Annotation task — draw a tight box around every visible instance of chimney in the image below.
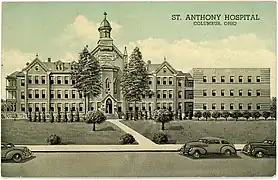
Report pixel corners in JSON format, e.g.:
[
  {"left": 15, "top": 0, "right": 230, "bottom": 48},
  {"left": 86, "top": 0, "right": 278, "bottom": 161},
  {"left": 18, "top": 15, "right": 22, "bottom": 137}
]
[{"left": 48, "top": 58, "right": 51, "bottom": 62}]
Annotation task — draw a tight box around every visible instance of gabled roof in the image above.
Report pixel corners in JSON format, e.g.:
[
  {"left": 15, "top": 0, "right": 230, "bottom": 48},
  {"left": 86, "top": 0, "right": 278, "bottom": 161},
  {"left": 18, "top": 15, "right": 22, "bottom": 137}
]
[
  {"left": 7, "top": 71, "right": 24, "bottom": 78},
  {"left": 91, "top": 44, "right": 124, "bottom": 59},
  {"left": 22, "top": 57, "right": 49, "bottom": 72},
  {"left": 101, "top": 93, "right": 118, "bottom": 103},
  {"left": 155, "top": 60, "right": 177, "bottom": 74},
  {"left": 177, "top": 71, "right": 193, "bottom": 79},
  {"left": 147, "top": 64, "right": 160, "bottom": 73}
]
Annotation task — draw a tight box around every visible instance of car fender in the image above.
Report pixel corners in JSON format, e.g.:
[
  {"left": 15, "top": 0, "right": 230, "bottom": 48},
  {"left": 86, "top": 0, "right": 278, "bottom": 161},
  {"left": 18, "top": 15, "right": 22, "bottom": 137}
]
[
  {"left": 220, "top": 145, "right": 236, "bottom": 154},
  {"left": 189, "top": 147, "right": 207, "bottom": 155},
  {"left": 5, "top": 150, "right": 24, "bottom": 160},
  {"left": 251, "top": 147, "right": 268, "bottom": 156}
]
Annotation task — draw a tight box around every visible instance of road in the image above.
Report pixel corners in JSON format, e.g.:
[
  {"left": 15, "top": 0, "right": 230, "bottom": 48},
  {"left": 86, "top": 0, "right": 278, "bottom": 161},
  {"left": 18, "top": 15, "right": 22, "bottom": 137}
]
[{"left": 1, "top": 152, "right": 276, "bottom": 177}]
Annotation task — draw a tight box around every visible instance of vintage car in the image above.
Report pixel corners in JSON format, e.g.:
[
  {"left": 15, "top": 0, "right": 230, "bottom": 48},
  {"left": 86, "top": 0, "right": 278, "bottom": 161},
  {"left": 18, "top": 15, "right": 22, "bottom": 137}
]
[
  {"left": 178, "top": 137, "right": 237, "bottom": 158},
  {"left": 242, "top": 140, "right": 276, "bottom": 158},
  {"left": 1, "top": 142, "right": 33, "bottom": 162}
]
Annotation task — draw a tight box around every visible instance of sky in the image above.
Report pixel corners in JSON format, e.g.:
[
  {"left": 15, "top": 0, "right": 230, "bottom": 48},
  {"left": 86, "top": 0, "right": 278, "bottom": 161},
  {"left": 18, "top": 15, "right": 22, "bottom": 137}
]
[{"left": 1, "top": 1, "right": 277, "bottom": 98}]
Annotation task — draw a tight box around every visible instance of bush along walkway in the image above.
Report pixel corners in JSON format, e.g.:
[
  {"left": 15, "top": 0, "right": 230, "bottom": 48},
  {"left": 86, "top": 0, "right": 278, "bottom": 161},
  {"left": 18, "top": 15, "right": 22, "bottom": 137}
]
[{"left": 107, "top": 120, "right": 157, "bottom": 147}]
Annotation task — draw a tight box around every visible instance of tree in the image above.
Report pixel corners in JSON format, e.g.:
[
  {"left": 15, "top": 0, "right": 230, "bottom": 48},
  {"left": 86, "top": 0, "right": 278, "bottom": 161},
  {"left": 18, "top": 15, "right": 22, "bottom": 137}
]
[
  {"left": 120, "top": 47, "right": 153, "bottom": 120},
  {"left": 270, "top": 97, "right": 276, "bottom": 118},
  {"left": 252, "top": 111, "right": 261, "bottom": 120},
  {"left": 56, "top": 110, "right": 61, "bottom": 122},
  {"left": 85, "top": 110, "right": 107, "bottom": 131},
  {"left": 153, "top": 109, "right": 173, "bottom": 130},
  {"left": 69, "top": 110, "right": 73, "bottom": 122},
  {"left": 74, "top": 110, "right": 80, "bottom": 122},
  {"left": 50, "top": 110, "right": 54, "bottom": 123},
  {"left": 262, "top": 111, "right": 271, "bottom": 120},
  {"left": 42, "top": 111, "right": 46, "bottom": 122},
  {"left": 188, "top": 111, "right": 193, "bottom": 120},
  {"left": 212, "top": 111, "right": 220, "bottom": 121},
  {"left": 38, "top": 111, "right": 41, "bottom": 122},
  {"left": 221, "top": 111, "right": 230, "bottom": 121},
  {"left": 71, "top": 45, "right": 102, "bottom": 113},
  {"left": 202, "top": 111, "right": 211, "bottom": 121},
  {"left": 194, "top": 111, "right": 202, "bottom": 121},
  {"left": 231, "top": 111, "right": 242, "bottom": 121},
  {"left": 242, "top": 111, "right": 252, "bottom": 121},
  {"left": 1, "top": 100, "right": 13, "bottom": 112}
]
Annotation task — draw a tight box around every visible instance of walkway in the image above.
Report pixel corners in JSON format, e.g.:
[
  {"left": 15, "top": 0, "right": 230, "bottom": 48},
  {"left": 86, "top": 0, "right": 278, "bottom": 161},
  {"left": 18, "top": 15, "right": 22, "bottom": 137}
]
[{"left": 107, "top": 119, "right": 157, "bottom": 147}]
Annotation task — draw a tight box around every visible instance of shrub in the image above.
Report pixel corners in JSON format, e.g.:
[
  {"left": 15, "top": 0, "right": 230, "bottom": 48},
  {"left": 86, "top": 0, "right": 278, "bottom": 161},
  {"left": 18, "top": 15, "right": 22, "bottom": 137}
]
[
  {"left": 212, "top": 111, "right": 221, "bottom": 120},
  {"left": 231, "top": 111, "right": 242, "bottom": 121},
  {"left": 68, "top": 110, "right": 73, "bottom": 122},
  {"left": 119, "top": 133, "right": 135, "bottom": 144},
  {"left": 243, "top": 111, "right": 252, "bottom": 120},
  {"left": 188, "top": 111, "right": 193, "bottom": 120},
  {"left": 28, "top": 112, "right": 32, "bottom": 122},
  {"left": 194, "top": 111, "right": 202, "bottom": 120},
  {"left": 45, "top": 134, "right": 62, "bottom": 145},
  {"left": 184, "top": 112, "right": 189, "bottom": 120},
  {"left": 252, "top": 111, "right": 261, "bottom": 120},
  {"left": 202, "top": 111, "right": 211, "bottom": 121},
  {"left": 32, "top": 112, "right": 36, "bottom": 122},
  {"left": 262, "top": 111, "right": 271, "bottom": 120},
  {"left": 221, "top": 111, "right": 230, "bottom": 121},
  {"left": 152, "top": 132, "right": 168, "bottom": 144},
  {"left": 38, "top": 112, "right": 41, "bottom": 122},
  {"left": 85, "top": 110, "right": 107, "bottom": 131},
  {"left": 74, "top": 111, "right": 80, "bottom": 122},
  {"left": 56, "top": 111, "right": 61, "bottom": 122},
  {"left": 50, "top": 111, "right": 54, "bottom": 123},
  {"left": 42, "top": 111, "right": 46, "bottom": 122}
]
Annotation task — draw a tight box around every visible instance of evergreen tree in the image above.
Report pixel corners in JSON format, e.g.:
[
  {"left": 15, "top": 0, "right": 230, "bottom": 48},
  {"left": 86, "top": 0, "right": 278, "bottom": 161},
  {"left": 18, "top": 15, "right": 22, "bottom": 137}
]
[
  {"left": 71, "top": 45, "right": 102, "bottom": 114},
  {"left": 270, "top": 97, "right": 276, "bottom": 118},
  {"left": 120, "top": 47, "right": 153, "bottom": 120}
]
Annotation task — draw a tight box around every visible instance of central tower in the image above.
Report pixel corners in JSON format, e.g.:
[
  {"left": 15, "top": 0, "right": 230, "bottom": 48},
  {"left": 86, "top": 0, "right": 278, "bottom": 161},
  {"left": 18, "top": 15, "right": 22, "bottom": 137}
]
[{"left": 98, "top": 12, "right": 113, "bottom": 51}]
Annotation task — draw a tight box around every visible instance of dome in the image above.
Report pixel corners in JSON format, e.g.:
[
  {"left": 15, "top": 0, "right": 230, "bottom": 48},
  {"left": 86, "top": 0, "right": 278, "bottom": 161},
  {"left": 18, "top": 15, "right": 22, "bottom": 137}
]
[{"left": 98, "top": 12, "right": 112, "bottom": 30}]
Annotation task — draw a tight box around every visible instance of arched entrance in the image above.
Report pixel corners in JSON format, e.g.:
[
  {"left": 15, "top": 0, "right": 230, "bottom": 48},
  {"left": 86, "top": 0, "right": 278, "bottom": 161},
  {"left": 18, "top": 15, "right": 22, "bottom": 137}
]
[{"left": 106, "top": 98, "right": 113, "bottom": 114}]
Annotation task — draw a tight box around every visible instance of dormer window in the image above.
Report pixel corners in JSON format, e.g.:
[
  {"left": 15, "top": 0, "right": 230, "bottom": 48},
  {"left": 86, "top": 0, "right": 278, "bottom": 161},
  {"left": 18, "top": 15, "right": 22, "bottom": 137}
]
[
  {"left": 35, "top": 66, "right": 39, "bottom": 71},
  {"left": 163, "top": 68, "right": 167, "bottom": 73}
]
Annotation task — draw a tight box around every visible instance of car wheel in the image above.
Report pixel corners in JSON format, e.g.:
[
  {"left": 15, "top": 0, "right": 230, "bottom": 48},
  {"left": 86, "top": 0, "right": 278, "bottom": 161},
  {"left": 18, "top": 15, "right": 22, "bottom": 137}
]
[
  {"left": 12, "top": 154, "right": 22, "bottom": 163},
  {"left": 193, "top": 151, "right": 200, "bottom": 158},
  {"left": 224, "top": 149, "right": 232, "bottom": 156},
  {"left": 255, "top": 151, "right": 264, "bottom": 158}
]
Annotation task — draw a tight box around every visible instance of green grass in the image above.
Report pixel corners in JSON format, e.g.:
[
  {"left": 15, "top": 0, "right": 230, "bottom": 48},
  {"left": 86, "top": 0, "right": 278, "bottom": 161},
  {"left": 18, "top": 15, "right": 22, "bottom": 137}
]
[
  {"left": 2, "top": 119, "right": 126, "bottom": 145},
  {"left": 121, "top": 120, "right": 276, "bottom": 144}
]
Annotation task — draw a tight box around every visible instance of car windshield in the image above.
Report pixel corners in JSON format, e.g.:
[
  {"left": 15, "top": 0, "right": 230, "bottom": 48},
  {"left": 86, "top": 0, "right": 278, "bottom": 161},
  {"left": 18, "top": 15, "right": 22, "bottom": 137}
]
[
  {"left": 263, "top": 140, "right": 273, "bottom": 144},
  {"left": 6, "top": 143, "right": 14, "bottom": 148},
  {"left": 198, "top": 139, "right": 208, "bottom": 143}
]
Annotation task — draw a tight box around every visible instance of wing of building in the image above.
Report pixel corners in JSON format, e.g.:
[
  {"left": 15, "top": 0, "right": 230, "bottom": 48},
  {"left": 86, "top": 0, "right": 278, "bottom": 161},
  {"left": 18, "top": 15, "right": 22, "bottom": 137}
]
[{"left": 5, "top": 13, "right": 271, "bottom": 117}]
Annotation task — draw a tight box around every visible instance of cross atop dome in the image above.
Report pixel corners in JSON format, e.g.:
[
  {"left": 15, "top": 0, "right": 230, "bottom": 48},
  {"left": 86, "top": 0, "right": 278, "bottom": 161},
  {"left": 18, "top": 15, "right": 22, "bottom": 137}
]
[{"left": 104, "top": 12, "right": 107, "bottom": 19}]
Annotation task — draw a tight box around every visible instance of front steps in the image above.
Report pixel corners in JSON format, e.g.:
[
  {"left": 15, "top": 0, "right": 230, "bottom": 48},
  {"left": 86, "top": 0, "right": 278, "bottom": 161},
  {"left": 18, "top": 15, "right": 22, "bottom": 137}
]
[{"left": 106, "top": 114, "right": 118, "bottom": 119}]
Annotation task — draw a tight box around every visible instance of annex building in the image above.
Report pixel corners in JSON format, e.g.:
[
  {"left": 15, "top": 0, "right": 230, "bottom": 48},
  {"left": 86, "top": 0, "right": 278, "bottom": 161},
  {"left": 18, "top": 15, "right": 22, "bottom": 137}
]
[{"left": 5, "top": 13, "right": 271, "bottom": 116}]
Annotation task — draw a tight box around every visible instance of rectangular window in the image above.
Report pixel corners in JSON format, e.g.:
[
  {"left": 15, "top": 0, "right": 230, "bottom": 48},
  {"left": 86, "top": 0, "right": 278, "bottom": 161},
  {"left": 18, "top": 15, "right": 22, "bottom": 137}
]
[
  {"left": 178, "top": 80, "right": 182, "bottom": 86},
  {"left": 257, "top": 90, "right": 261, "bottom": 96},
  {"left": 248, "top": 103, "right": 252, "bottom": 110},
  {"left": 79, "top": 103, "right": 83, "bottom": 111},
  {"left": 21, "top": 79, "right": 25, "bottom": 86},
  {"left": 256, "top": 104, "right": 261, "bottom": 110},
  {"left": 21, "top": 104, "right": 25, "bottom": 112},
  {"left": 169, "top": 90, "right": 173, "bottom": 99},
  {"left": 203, "top": 104, "right": 207, "bottom": 110},
  {"left": 79, "top": 92, "right": 82, "bottom": 99},
  {"left": 178, "top": 91, "right": 182, "bottom": 99},
  {"left": 239, "top": 90, "right": 243, "bottom": 96},
  {"left": 35, "top": 76, "right": 39, "bottom": 84},
  {"left": 157, "top": 90, "right": 161, "bottom": 99},
  {"left": 28, "top": 76, "right": 32, "bottom": 84},
  {"left": 178, "top": 102, "right": 182, "bottom": 110},
  {"left": 57, "top": 103, "right": 62, "bottom": 112},
  {"left": 58, "top": 90, "right": 61, "bottom": 99},
  {"left": 50, "top": 76, "right": 54, "bottom": 84},
  {"left": 248, "top": 90, "right": 252, "bottom": 96},
  {"left": 169, "top": 103, "right": 173, "bottom": 111},
  {"left": 72, "top": 103, "right": 76, "bottom": 111},
  {"left": 230, "top": 90, "right": 234, "bottom": 96},
  {"left": 72, "top": 90, "right": 76, "bottom": 98},
  {"left": 65, "top": 90, "right": 69, "bottom": 98},
  {"left": 41, "top": 76, "right": 46, "bottom": 84},
  {"left": 256, "top": 76, "right": 261, "bottom": 83},
  {"left": 157, "top": 77, "right": 160, "bottom": 85},
  {"left": 72, "top": 79, "right": 75, "bottom": 85},
  {"left": 50, "top": 103, "right": 54, "bottom": 111},
  {"left": 230, "top": 103, "right": 234, "bottom": 110},
  {"left": 28, "top": 90, "right": 32, "bottom": 98},
  {"left": 221, "top": 76, "right": 225, "bottom": 83},
  {"left": 212, "top": 76, "right": 216, "bottom": 83},
  {"left": 57, "top": 76, "right": 62, "bottom": 84},
  {"left": 239, "top": 103, "right": 243, "bottom": 110},
  {"left": 142, "top": 94, "right": 145, "bottom": 99},
  {"left": 163, "top": 103, "right": 167, "bottom": 109},
  {"left": 203, "top": 90, "right": 207, "bottom": 96},
  {"left": 35, "top": 90, "right": 39, "bottom": 98},
  {"left": 149, "top": 94, "right": 152, "bottom": 99},
  {"left": 212, "top": 90, "right": 216, "bottom": 96},
  {"left": 203, "top": 76, "right": 207, "bottom": 83},
  {"left": 51, "top": 90, "right": 54, "bottom": 98},
  {"left": 163, "top": 77, "right": 167, "bottom": 85},
  {"left": 65, "top": 103, "right": 69, "bottom": 112},
  {"left": 239, "top": 76, "right": 243, "bottom": 83},
  {"left": 248, "top": 76, "right": 252, "bottom": 83},
  {"left": 188, "top": 80, "right": 193, "bottom": 87},
  {"left": 212, "top": 103, "right": 216, "bottom": 110},
  {"left": 230, "top": 76, "right": 234, "bottom": 83},
  {"left": 28, "top": 103, "right": 32, "bottom": 112},
  {"left": 149, "top": 80, "right": 152, "bottom": 85},
  {"left": 35, "top": 103, "right": 39, "bottom": 111},
  {"left": 42, "top": 90, "right": 46, "bottom": 98},
  {"left": 142, "top": 103, "right": 146, "bottom": 111},
  {"left": 221, "top": 103, "right": 225, "bottom": 110},
  {"left": 21, "top": 91, "right": 25, "bottom": 99},
  {"left": 157, "top": 103, "right": 161, "bottom": 110},
  {"left": 65, "top": 76, "right": 69, "bottom": 84},
  {"left": 163, "top": 90, "right": 167, "bottom": 98},
  {"left": 169, "top": 77, "right": 173, "bottom": 85},
  {"left": 221, "top": 89, "right": 225, "bottom": 96},
  {"left": 42, "top": 103, "right": 46, "bottom": 112}
]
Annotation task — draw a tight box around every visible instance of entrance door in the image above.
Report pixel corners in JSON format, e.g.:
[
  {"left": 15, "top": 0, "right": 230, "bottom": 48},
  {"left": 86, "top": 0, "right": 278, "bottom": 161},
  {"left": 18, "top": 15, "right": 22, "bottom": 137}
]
[{"left": 106, "top": 98, "right": 113, "bottom": 114}]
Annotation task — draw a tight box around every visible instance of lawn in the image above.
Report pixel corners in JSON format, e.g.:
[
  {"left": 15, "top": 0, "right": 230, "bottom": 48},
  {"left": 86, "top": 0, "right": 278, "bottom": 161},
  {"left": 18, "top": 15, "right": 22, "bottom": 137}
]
[
  {"left": 121, "top": 120, "right": 276, "bottom": 144},
  {"left": 1, "top": 119, "right": 126, "bottom": 145}
]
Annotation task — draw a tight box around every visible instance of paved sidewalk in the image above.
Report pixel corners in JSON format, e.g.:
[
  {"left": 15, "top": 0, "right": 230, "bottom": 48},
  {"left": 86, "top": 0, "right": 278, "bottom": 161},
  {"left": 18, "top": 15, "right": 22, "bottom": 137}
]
[
  {"left": 108, "top": 119, "right": 157, "bottom": 147},
  {"left": 20, "top": 144, "right": 245, "bottom": 152}
]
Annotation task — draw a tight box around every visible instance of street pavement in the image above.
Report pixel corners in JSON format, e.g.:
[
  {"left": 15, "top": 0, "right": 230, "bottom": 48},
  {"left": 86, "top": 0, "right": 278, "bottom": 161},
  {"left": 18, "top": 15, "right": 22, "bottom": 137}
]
[{"left": 1, "top": 152, "right": 276, "bottom": 177}]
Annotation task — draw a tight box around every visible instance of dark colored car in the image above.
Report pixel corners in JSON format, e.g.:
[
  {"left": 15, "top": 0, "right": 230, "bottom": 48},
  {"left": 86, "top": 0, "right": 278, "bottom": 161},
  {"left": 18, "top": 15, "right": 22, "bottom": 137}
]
[
  {"left": 242, "top": 140, "right": 276, "bottom": 158},
  {"left": 178, "top": 137, "right": 237, "bottom": 158},
  {"left": 1, "top": 142, "right": 33, "bottom": 162}
]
